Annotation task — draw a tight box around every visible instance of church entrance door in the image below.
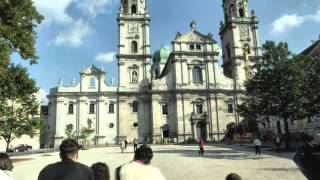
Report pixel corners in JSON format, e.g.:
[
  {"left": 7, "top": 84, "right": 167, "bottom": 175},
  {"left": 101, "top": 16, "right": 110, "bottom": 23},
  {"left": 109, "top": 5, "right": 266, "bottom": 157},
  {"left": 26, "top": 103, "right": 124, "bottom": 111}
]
[{"left": 196, "top": 121, "right": 207, "bottom": 140}]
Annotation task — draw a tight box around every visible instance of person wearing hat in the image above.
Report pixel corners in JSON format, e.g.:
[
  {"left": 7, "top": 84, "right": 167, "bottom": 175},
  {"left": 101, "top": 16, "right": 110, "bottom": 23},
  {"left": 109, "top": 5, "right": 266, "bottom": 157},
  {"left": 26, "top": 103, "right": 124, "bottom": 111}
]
[{"left": 294, "top": 133, "right": 320, "bottom": 180}]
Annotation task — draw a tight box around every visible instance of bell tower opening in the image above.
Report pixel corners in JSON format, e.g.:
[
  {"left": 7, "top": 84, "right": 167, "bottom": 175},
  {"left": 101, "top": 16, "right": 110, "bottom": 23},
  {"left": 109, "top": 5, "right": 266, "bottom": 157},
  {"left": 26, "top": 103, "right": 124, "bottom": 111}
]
[{"left": 131, "top": 5, "right": 137, "bottom": 14}]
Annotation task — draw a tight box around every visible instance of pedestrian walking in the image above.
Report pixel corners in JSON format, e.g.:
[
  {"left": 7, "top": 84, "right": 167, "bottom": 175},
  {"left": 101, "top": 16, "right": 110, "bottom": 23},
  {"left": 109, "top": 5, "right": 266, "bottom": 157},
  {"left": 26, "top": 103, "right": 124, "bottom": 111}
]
[
  {"left": 0, "top": 153, "right": 14, "bottom": 180},
  {"left": 293, "top": 133, "right": 320, "bottom": 180},
  {"left": 91, "top": 162, "right": 110, "bottom": 180},
  {"left": 119, "top": 145, "right": 166, "bottom": 180},
  {"left": 120, "top": 140, "right": 126, "bottom": 153},
  {"left": 198, "top": 138, "right": 205, "bottom": 156},
  {"left": 133, "top": 138, "right": 138, "bottom": 152},
  {"left": 275, "top": 135, "right": 281, "bottom": 153},
  {"left": 253, "top": 137, "right": 262, "bottom": 156},
  {"left": 38, "top": 139, "right": 94, "bottom": 180},
  {"left": 124, "top": 139, "right": 128, "bottom": 149}
]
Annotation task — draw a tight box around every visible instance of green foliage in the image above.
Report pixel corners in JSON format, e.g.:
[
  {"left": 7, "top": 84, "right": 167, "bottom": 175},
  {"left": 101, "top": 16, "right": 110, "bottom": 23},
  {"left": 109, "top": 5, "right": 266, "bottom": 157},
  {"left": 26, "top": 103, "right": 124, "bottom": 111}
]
[
  {"left": 0, "top": 64, "right": 42, "bottom": 152},
  {"left": 238, "top": 41, "right": 320, "bottom": 150},
  {"left": 65, "top": 124, "right": 76, "bottom": 139},
  {"left": 79, "top": 127, "right": 95, "bottom": 147},
  {"left": 0, "top": 0, "right": 43, "bottom": 65}
]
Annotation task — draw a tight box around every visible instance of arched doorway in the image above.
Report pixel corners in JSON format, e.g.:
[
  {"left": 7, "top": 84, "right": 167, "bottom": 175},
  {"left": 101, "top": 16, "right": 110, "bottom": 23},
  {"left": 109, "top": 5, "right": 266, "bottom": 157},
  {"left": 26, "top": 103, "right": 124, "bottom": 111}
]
[{"left": 196, "top": 121, "right": 207, "bottom": 140}]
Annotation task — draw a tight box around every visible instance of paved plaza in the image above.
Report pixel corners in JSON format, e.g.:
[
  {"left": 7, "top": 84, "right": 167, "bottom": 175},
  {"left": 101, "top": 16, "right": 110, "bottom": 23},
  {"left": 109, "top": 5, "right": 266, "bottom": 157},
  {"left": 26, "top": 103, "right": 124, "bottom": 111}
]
[{"left": 12, "top": 144, "right": 306, "bottom": 180}]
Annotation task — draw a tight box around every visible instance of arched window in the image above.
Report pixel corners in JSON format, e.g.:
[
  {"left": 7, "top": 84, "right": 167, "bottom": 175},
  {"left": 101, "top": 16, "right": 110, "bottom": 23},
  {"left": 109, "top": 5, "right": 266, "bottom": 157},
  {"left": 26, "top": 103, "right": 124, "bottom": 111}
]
[
  {"left": 131, "top": 5, "right": 137, "bottom": 14},
  {"left": 90, "top": 77, "right": 96, "bottom": 87},
  {"left": 132, "top": 71, "right": 138, "bottom": 83},
  {"left": 193, "top": 66, "right": 203, "bottom": 84},
  {"left": 243, "top": 43, "right": 251, "bottom": 54},
  {"left": 68, "top": 104, "right": 74, "bottom": 114},
  {"left": 239, "top": 8, "right": 244, "bottom": 17},
  {"left": 109, "top": 103, "right": 114, "bottom": 113},
  {"left": 131, "top": 41, "right": 138, "bottom": 53},
  {"left": 132, "top": 101, "right": 138, "bottom": 112},
  {"left": 89, "top": 103, "right": 95, "bottom": 114}
]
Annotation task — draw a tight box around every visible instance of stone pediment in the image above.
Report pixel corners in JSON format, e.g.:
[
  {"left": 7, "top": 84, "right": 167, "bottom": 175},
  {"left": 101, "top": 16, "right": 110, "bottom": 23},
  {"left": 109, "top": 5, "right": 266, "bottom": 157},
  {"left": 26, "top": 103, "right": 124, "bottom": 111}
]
[
  {"left": 175, "top": 31, "right": 215, "bottom": 43},
  {"left": 80, "top": 65, "right": 105, "bottom": 75}
]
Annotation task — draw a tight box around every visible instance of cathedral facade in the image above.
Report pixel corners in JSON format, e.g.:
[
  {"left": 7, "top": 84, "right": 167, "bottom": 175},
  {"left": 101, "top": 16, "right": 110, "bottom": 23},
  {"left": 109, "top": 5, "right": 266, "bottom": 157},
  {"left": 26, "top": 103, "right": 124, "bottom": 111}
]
[{"left": 46, "top": 0, "right": 261, "bottom": 146}]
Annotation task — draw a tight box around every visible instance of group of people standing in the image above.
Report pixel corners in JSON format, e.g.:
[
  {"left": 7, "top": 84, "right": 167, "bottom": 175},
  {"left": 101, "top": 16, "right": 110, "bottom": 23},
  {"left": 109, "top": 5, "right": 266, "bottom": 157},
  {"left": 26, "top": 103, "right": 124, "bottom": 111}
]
[{"left": 36, "top": 139, "right": 166, "bottom": 180}]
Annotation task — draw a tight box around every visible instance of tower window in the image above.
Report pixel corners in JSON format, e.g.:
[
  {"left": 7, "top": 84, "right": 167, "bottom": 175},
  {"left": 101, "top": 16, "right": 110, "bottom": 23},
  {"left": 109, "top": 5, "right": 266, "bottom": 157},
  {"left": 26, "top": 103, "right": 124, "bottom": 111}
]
[
  {"left": 131, "top": 41, "right": 138, "bottom": 53},
  {"left": 68, "top": 104, "right": 74, "bottom": 114},
  {"left": 196, "top": 44, "right": 201, "bottom": 50},
  {"left": 244, "top": 43, "right": 251, "bottom": 54},
  {"left": 90, "top": 77, "right": 96, "bottom": 87},
  {"left": 227, "top": 103, "right": 234, "bottom": 114},
  {"left": 89, "top": 103, "right": 95, "bottom": 114},
  {"left": 162, "top": 104, "right": 168, "bottom": 115},
  {"left": 132, "top": 101, "right": 138, "bottom": 112},
  {"left": 193, "top": 66, "right": 203, "bottom": 84},
  {"left": 239, "top": 8, "right": 244, "bottom": 17},
  {"left": 131, "top": 5, "right": 137, "bottom": 14},
  {"left": 109, "top": 103, "right": 115, "bottom": 113},
  {"left": 226, "top": 45, "right": 231, "bottom": 58},
  {"left": 132, "top": 71, "right": 138, "bottom": 83},
  {"left": 189, "top": 44, "right": 195, "bottom": 50}
]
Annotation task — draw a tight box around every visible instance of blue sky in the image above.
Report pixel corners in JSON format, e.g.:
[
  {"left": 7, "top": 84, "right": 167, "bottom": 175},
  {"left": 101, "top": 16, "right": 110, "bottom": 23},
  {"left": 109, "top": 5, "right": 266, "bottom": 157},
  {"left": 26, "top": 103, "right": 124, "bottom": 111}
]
[{"left": 12, "top": 0, "right": 320, "bottom": 103}]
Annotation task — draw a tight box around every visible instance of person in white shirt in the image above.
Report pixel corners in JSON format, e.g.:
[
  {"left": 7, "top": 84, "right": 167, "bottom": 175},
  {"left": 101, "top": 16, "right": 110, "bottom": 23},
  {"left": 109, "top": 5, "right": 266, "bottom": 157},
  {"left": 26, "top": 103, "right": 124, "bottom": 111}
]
[
  {"left": 0, "top": 153, "right": 14, "bottom": 180},
  {"left": 118, "top": 145, "right": 166, "bottom": 180},
  {"left": 253, "top": 137, "right": 262, "bottom": 156}
]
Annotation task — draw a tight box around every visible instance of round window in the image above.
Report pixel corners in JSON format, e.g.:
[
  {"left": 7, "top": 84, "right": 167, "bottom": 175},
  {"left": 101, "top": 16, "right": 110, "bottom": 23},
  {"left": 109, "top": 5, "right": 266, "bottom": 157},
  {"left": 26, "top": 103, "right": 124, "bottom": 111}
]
[
  {"left": 109, "top": 123, "right": 114, "bottom": 128},
  {"left": 133, "top": 122, "right": 138, "bottom": 128}
]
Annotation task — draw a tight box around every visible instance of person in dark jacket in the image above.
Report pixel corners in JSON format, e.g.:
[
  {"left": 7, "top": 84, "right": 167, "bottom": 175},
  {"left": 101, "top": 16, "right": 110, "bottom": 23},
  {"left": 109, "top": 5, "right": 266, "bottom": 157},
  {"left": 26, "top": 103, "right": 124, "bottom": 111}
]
[
  {"left": 294, "top": 133, "right": 320, "bottom": 180},
  {"left": 38, "top": 139, "right": 94, "bottom": 180}
]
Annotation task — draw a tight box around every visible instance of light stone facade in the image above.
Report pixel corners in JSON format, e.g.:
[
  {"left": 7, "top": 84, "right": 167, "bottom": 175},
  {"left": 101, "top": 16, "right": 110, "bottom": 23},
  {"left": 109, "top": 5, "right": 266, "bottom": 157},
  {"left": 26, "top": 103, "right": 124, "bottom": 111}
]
[{"left": 46, "top": 0, "right": 261, "bottom": 146}]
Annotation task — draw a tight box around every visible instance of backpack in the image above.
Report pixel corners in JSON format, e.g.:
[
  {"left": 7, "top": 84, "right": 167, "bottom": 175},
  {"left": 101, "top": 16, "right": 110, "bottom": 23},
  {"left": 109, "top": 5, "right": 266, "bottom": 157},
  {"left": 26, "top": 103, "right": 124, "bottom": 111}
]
[{"left": 293, "top": 144, "right": 313, "bottom": 179}]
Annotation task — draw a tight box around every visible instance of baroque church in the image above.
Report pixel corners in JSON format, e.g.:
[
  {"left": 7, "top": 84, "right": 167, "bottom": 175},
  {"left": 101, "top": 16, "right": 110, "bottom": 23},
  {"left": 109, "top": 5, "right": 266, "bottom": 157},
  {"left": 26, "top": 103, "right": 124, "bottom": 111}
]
[{"left": 46, "top": 0, "right": 261, "bottom": 146}]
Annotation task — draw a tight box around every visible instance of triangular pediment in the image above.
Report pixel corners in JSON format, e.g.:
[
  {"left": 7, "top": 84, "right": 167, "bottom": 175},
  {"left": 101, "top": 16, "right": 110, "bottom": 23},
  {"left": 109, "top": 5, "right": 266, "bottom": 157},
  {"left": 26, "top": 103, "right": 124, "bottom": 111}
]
[
  {"left": 80, "top": 65, "right": 105, "bottom": 75},
  {"left": 175, "top": 31, "right": 215, "bottom": 43}
]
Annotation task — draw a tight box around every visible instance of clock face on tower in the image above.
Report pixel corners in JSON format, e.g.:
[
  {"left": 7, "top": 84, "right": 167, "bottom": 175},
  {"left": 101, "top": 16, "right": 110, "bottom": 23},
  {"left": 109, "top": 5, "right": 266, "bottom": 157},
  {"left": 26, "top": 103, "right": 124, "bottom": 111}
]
[{"left": 129, "top": 22, "right": 138, "bottom": 33}]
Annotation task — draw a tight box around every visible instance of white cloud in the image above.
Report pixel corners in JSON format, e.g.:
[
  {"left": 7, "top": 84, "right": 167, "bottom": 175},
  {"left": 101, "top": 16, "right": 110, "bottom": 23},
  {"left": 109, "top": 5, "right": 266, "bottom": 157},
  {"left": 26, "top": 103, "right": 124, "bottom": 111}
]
[
  {"left": 33, "top": 0, "right": 76, "bottom": 26},
  {"left": 271, "top": 8, "right": 320, "bottom": 34},
  {"left": 95, "top": 52, "right": 116, "bottom": 63},
  {"left": 76, "top": 0, "right": 113, "bottom": 18},
  {"left": 34, "top": 0, "right": 115, "bottom": 47},
  {"left": 53, "top": 19, "right": 93, "bottom": 47}
]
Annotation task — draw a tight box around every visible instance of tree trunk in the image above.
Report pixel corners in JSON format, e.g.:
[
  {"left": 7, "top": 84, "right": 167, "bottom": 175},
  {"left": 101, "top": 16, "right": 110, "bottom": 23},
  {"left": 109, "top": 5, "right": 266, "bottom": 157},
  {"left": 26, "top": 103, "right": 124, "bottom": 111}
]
[
  {"left": 283, "top": 117, "right": 291, "bottom": 150},
  {"left": 5, "top": 140, "right": 11, "bottom": 153}
]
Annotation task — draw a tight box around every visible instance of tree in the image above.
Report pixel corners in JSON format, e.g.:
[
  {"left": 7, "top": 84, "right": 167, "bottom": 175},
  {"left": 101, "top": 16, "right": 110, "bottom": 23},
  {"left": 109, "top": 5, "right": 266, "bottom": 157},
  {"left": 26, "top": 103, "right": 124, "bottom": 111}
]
[
  {"left": 65, "top": 124, "right": 76, "bottom": 139},
  {"left": 0, "top": 0, "right": 43, "bottom": 153},
  {"left": 0, "top": 0, "right": 43, "bottom": 66},
  {"left": 238, "top": 41, "right": 307, "bottom": 150},
  {"left": 79, "top": 127, "right": 95, "bottom": 147},
  {"left": 0, "top": 64, "right": 45, "bottom": 153}
]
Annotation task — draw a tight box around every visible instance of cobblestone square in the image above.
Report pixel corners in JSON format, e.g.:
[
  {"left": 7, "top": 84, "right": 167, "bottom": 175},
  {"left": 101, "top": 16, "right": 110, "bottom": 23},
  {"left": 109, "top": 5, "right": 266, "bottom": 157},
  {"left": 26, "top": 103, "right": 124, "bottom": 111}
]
[{"left": 12, "top": 144, "right": 305, "bottom": 180}]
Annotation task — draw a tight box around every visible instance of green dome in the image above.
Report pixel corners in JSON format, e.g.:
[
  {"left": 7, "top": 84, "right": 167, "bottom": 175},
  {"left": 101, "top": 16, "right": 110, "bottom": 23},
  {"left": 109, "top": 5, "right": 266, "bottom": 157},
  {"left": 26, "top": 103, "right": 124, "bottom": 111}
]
[{"left": 153, "top": 46, "right": 170, "bottom": 64}]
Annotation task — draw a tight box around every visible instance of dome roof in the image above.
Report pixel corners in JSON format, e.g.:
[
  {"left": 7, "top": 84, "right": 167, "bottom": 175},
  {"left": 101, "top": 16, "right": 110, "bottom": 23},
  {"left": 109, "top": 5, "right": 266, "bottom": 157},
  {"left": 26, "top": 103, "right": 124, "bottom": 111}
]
[{"left": 153, "top": 46, "right": 170, "bottom": 64}]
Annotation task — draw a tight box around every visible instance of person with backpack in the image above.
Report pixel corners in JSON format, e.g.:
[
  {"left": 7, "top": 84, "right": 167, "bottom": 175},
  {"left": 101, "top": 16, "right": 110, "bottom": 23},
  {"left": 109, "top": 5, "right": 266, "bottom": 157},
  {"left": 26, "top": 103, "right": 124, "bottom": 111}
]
[{"left": 293, "top": 133, "right": 320, "bottom": 180}]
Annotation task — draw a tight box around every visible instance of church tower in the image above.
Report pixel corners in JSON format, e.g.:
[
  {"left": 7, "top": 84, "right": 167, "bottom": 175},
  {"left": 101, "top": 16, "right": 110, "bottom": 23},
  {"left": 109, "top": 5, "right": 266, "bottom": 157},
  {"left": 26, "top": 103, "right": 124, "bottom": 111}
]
[
  {"left": 117, "top": 0, "right": 152, "bottom": 143},
  {"left": 117, "top": 0, "right": 151, "bottom": 91},
  {"left": 219, "top": 0, "right": 261, "bottom": 85}
]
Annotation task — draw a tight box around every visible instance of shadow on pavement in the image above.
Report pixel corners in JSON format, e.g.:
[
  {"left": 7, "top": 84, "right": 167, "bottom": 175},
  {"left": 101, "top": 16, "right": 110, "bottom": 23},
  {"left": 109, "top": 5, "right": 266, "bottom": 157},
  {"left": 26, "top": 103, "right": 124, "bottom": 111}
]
[{"left": 153, "top": 147, "right": 266, "bottom": 160}]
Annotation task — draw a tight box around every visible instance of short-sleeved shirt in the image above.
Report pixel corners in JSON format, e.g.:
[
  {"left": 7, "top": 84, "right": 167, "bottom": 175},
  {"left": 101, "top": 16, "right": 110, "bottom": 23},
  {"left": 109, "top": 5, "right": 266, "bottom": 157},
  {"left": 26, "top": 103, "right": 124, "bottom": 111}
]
[
  {"left": 38, "top": 159, "right": 94, "bottom": 180},
  {"left": 120, "top": 161, "right": 166, "bottom": 180}
]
